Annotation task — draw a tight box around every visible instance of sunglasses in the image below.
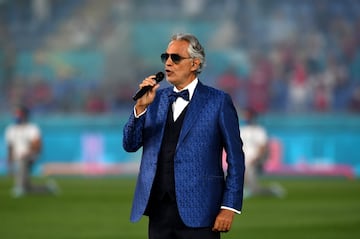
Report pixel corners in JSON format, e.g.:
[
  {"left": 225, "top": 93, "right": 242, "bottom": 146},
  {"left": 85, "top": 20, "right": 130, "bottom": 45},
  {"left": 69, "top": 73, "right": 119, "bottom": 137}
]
[{"left": 161, "top": 53, "right": 192, "bottom": 64}]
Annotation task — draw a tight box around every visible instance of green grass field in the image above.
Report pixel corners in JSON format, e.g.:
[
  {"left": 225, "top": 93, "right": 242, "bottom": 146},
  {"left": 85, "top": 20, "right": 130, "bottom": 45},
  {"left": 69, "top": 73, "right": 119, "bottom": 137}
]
[{"left": 0, "top": 177, "right": 359, "bottom": 239}]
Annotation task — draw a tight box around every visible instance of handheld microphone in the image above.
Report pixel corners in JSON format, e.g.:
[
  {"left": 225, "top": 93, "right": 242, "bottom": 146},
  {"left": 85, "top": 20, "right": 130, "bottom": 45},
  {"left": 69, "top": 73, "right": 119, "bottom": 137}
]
[{"left": 132, "top": 72, "right": 165, "bottom": 101}]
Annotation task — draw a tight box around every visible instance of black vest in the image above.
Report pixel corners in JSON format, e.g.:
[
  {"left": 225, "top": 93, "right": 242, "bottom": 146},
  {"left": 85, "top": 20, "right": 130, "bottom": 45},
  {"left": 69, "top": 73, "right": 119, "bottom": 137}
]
[{"left": 150, "top": 105, "right": 188, "bottom": 202}]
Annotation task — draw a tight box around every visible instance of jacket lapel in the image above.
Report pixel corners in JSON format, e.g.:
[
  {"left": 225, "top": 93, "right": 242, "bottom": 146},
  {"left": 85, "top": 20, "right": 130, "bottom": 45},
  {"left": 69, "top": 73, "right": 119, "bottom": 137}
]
[
  {"left": 157, "top": 88, "right": 172, "bottom": 124},
  {"left": 154, "top": 88, "right": 172, "bottom": 142},
  {"left": 177, "top": 81, "right": 208, "bottom": 147}
]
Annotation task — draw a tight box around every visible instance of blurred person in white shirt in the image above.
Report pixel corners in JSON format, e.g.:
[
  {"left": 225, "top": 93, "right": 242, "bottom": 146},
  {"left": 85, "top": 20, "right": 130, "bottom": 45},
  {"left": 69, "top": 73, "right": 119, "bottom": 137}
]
[
  {"left": 5, "top": 105, "right": 58, "bottom": 197},
  {"left": 240, "top": 107, "right": 285, "bottom": 198}
]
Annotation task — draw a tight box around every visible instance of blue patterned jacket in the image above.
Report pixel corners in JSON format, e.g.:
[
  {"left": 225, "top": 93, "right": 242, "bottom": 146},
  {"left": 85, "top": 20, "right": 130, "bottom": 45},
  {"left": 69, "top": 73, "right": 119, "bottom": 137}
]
[{"left": 123, "top": 81, "right": 245, "bottom": 227}]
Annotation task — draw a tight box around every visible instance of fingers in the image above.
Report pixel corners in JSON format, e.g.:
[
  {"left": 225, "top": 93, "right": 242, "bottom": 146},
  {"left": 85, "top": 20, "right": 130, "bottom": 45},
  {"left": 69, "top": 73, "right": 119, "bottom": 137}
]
[
  {"left": 212, "top": 222, "right": 231, "bottom": 233},
  {"left": 135, "top": 75, "right": 160, "bottom": 108},
  {"left": 139, "top": 75, "right": 158, "bottom": 89},
  {"left": 212, "top": 209, "right": 234, "bottom": 233},
  {"left": 137, "top": 75, "right": 159, "bottom": 98}
]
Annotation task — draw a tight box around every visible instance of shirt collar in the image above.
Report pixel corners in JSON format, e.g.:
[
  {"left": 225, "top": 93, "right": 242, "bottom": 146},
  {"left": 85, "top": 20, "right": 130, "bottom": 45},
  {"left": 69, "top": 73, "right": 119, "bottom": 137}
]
[{"left": 173, "top": 78, "right": 198, "bottom": 101}]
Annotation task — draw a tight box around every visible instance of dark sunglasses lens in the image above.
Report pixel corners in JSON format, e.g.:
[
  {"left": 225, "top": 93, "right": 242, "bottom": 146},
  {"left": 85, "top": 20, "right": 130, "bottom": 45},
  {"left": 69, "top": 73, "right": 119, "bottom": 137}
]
[
  {"left": 171, "top": 54, "right": 181, "bottom": 63},
  {"left": 161, "top": 53, "right": 168, "bottom": 63},
  {"left": 161, "top": 53, "right": 183, "bottom": 64}
]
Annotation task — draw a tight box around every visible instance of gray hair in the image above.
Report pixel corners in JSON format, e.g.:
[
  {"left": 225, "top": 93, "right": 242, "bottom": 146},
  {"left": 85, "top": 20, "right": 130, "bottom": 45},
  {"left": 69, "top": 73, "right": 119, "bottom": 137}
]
[{"left": 170, "top": 33, "right": 206, "bottom": 75}]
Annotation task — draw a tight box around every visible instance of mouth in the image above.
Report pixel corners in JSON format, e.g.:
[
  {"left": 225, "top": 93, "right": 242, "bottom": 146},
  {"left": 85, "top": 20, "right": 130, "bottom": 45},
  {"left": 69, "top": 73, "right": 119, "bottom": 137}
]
[{"left": 165, "top": 69, "right": 173, "bottom": 76}]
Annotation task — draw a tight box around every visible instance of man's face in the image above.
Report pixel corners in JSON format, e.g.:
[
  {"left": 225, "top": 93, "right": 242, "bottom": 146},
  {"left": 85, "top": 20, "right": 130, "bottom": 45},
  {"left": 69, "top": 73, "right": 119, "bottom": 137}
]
[
  {"left": 14, "top": 108, "right": 26, "bottom": 124},
  {"left": 163, "top": 40, "right": 197, "bottom": 90}
]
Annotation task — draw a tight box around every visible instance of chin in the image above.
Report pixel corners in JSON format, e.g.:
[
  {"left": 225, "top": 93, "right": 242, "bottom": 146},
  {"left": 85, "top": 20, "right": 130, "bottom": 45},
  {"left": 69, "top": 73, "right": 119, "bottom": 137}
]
[{"left": 166, "top": 77, "right": 176, "bottom": 84}]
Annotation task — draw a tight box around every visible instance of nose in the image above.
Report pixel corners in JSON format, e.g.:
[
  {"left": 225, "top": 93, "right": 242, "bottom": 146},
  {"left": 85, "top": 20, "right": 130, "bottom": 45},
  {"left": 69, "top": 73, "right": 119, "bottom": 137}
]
[{"left": 165, "top": 57, "right": 173, "bottom": 65}]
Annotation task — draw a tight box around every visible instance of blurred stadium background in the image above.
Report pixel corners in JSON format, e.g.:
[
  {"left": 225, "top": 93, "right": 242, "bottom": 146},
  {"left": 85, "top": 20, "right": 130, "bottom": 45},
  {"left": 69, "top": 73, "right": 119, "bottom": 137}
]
[
  {"left": 0, "top": 0, "right": 359, "bottom": 178},
  {"left": 0, "top": 1, "right": 360, "bottom": 239}
]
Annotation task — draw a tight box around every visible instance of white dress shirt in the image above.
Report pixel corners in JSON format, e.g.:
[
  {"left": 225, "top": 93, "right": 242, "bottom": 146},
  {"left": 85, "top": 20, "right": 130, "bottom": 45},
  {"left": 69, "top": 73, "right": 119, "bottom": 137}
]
[{"left": 171, "top": 78, "right": 198, "bottom": 120}]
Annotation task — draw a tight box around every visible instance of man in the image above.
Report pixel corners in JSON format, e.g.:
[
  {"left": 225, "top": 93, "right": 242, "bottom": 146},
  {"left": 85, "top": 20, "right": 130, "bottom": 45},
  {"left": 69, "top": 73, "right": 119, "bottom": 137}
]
[
  {"left": 123, "top": 33, "right": 245, "bottom": 239},
  {"left": 240, "top": 107, "right": 285, "bottom": 198},
  {"left": 4, "top": 105, "right": 58, "bottom": 197}
]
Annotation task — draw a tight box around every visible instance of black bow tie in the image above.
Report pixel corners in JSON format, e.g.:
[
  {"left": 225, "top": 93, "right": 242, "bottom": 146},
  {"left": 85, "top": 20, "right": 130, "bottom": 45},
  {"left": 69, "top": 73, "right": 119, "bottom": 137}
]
[{"left": 169, "top": 89, "right": 190, "bottom": 103}]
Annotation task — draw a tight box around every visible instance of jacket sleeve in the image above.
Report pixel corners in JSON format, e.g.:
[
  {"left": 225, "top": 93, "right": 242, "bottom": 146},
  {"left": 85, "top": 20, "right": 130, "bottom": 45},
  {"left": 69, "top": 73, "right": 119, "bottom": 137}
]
[
  {"left": 219, "top": 94, "right": 245, "bottom": 211},
  {"left": 122, "top": 111, "right": 146, "bottom": 152}
]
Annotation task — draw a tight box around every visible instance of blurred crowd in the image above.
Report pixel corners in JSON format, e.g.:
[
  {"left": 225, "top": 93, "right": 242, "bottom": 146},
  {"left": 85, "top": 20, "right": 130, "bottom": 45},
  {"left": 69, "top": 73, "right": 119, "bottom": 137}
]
[
  {"left": 0, "top": 0, "right": 360, "bottom": 115},
  {"left": 214, "top": 0, "right": 360, "bottom": 114}
]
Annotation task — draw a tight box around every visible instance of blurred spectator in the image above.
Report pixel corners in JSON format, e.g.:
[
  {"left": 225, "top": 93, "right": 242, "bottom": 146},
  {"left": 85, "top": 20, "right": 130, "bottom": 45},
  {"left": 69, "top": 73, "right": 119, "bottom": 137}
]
[
  {"left": 107, "top": 81, "right": 137, "bottom": 112},
  {"left": 31, "top": 0, "right": 51, "bottom": 29},
  {"left": 0, "top": 20, "right": 16, "bottom": 88},
  {"left": 4, "top": 105, "right": 59, "bottom": 197},
  {"left": 30, "top": 77, "right": 55, "bottom": 113},
  {"left": 85, "top": 90, "right": 107, "bottom": 114},
  {"left": 246, "top": 52, "right": 272, "bottom": 113},
  {"left": 313, "top": 82, "right": 330, "bottom": 112},
  {"left": 288, "top": 56, "right": 310, "bottom": 112},
  {"left": 349, "top": 85, "right": 360, "bottom": 112},
  {"left": 215, "top": 67, "right": 242, "bottom": 108},
  {"left": 240, "top": 107, "right": 285, "bottom": 198},
  {"left": 181, "top": 0, "right": 205, "bottom": 18},
  {"left": 268, "top": 71, "right": 288, "bottom": 112},
  {"left": 267, "top": 8, "right": 296, "bottom": 46}
]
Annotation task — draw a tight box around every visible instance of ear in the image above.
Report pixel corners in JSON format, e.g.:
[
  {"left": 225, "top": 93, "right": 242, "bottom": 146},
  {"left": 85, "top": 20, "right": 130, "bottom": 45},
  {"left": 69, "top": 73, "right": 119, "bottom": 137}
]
[{"left": 191, "top": 58, "right": 200, "bottom": 70}]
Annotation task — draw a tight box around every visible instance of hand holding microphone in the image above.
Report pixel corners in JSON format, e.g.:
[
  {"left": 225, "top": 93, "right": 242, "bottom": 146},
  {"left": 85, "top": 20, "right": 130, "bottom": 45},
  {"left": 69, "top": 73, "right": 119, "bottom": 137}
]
[
  {"left": 133, "top": 72, "right": 164, "bottom": 115},
  {"left": 132, "top": 72, "right": 164, "bottom": 101}
]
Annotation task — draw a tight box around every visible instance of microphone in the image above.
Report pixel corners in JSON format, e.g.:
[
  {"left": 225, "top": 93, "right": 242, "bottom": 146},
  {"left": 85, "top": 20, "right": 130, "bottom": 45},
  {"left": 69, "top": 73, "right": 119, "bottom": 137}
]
[{"left": 132, "top": 72, "right": 165, "bottom": 101}]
